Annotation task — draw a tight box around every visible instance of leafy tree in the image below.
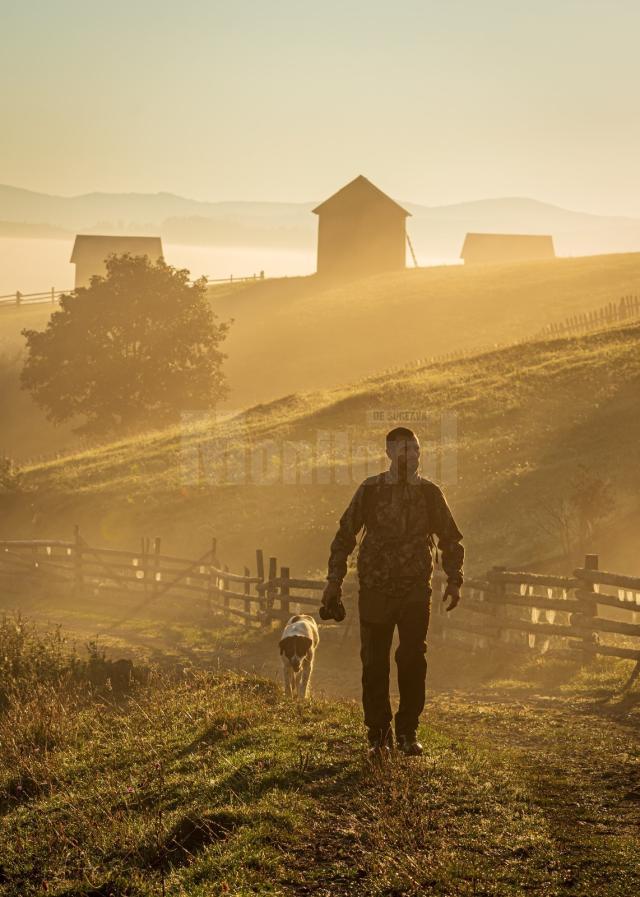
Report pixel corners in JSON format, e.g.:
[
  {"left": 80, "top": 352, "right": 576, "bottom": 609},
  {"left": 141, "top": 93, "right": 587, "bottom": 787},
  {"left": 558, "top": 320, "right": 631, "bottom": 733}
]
[{"left": 21, "top": 254, "right": 231, "bottom": 438}]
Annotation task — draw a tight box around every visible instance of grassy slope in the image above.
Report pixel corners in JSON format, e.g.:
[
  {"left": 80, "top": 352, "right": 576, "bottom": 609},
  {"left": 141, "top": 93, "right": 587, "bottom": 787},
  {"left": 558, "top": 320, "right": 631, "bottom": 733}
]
[
  {"left": 2, "top": 634, "right": 640, "bottom": 897},
  {"left": 8, "top": 320, "right": 640, "bottom": 578},
  {"left": 210, "top": 252, "right": 640, "bottom": 406},
  {"left": 2, "top": 251, "right": 639, "bottom": 464}
]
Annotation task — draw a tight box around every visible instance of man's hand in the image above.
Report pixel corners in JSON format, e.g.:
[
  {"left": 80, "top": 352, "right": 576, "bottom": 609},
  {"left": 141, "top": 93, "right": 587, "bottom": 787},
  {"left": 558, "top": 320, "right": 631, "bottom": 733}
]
[
  {"left": 322, "top": 580, "right": 342, "bottom": 610},
  {"left": 442, "top": 583, "right": 461, "bottom": 612}
]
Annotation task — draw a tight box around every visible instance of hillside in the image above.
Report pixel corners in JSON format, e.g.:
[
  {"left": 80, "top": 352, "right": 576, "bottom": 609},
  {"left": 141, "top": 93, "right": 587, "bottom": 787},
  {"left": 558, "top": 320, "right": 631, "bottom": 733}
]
[
  {"left": 4, "top": 251, "right": 640, "bottom": 463},
  {"left": 212, "top": 252, "right": 640, "bottom": 407},
  {"left": 5, "top": 320, "right": 640, "bottom": 580},
  {"left": 1, "top": 617, "right": 639, "bottom": 897},
  {"left": 3, "top": 183, "right": 640, "bottom": 258}
]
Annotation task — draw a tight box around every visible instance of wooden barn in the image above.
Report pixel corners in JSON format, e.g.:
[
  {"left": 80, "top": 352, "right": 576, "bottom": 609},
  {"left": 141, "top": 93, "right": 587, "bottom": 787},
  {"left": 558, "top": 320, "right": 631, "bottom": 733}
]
[
  {"left": 312, "top": 175, "right": 410, "bottom": 279},
  {"left": 460, "top": 233, "right": 555, "bottom": 265},
  {"left": 70, "top": 235, "right": 164, "bottom": 288}
]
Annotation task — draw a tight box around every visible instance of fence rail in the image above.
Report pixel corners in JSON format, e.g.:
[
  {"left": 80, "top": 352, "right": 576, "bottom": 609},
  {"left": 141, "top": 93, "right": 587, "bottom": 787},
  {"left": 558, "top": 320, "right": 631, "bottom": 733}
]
[
  {"left": 1, "top": 533, "right": 639, "bottom": 682},
  {"left": 0, "top": 271, "right": 267, "bottom": 312},
  {"left": 0, "top": 288, "right": 70, "bottom": 309},
  {"left": 203, "top": 271, "right": 265, "bottom": 285},
  {"left": 376, "top": 293, "right": 640, "bottom": 380},
  {"left": 536, "top": 295, "right": 640, "bottom": 340}
]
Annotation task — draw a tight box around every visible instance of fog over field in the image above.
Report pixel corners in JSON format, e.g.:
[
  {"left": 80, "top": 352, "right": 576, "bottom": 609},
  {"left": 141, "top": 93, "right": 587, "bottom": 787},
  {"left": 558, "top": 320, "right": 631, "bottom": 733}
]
[
  {"left": 0, "top": 237, "right": 315, "bottom": 295},
  {"left": 4, "top": 183, "right": 640, "bottom": 296}
]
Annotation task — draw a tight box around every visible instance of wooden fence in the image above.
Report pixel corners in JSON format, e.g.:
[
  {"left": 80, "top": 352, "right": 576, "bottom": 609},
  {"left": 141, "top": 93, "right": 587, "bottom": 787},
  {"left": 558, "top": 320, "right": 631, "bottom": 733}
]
[
  {"left": 0, "top": 288, "right": 69, "bottom": 309},
  {"left": 536, "top": 295, "right": 640, "bottom": 340},
  {"left": 0, "top": 272, "right": 267, "bottom": 313},
  {"left": 0, "top": 529, "right": 267, "bottom": 626},
  {"left": 1, "top": 532, "right": 639, "bottom": 678},
  {"left": 377, "top": 294, "right": 640, "bottom": 380},
  {"left": 204, "top": 271, "right": 265, "bottom": 285}
]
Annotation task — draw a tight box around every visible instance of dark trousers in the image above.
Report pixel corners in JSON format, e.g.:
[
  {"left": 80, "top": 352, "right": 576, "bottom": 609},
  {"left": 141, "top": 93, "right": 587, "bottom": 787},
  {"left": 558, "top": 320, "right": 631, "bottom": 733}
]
[{"left": 358, "top": 585, "right": 431, "bottom": 743}]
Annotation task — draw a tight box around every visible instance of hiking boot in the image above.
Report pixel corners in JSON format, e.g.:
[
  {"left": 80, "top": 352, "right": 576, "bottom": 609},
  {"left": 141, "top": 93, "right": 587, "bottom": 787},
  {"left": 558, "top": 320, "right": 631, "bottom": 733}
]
[
  {"left": 367, "top": 742, "right": 391, "bottom": 761},
  {"left": 396, "top": 733, "right": 424, "bottom": 756},
  {"left": 367, "top": 728, "right": 394, "bottom": 759}
]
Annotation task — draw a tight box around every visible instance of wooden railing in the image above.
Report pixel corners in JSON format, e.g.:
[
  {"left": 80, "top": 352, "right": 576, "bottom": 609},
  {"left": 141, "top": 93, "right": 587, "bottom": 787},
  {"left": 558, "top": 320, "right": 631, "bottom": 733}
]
[
  {"left": 536, "top": 295, "right": 640, "bottom": 340},
  {"left": 1, "top": 534, "right": 639, "bottom": 677},
  {"left": 428, "top": 555, "right": 640, "bottom": 676},
  {"left": 0, "top": 530, "right": 267, "bottom": 626},
  {"left": 0, "top": 288, "right": 70, "bottom": 309},
  {"left": 204, "top": 271, "right": 265, "bottom": 285},
  {"left": 0, "top": 272, "right": 267, "bottom": 312}
]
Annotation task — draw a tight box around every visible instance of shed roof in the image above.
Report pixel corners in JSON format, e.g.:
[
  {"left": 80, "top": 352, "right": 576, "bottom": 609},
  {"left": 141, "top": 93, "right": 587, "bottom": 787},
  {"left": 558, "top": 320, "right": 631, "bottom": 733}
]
[
  {"left": 312, "top": 175, "right": 410, "bottom": 217},
  {"left": 460, "top": 233, "right": 555, "bottom": 258},
  {"left": 70, "top": 234, "right": 163, "bottom": 263}
]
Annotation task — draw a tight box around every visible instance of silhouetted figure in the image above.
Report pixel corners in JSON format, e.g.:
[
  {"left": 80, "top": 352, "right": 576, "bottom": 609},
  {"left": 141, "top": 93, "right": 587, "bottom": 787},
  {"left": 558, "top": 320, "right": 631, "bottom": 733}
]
[{"left": 321, "top": 427, "right": 464, "bottom": 757}]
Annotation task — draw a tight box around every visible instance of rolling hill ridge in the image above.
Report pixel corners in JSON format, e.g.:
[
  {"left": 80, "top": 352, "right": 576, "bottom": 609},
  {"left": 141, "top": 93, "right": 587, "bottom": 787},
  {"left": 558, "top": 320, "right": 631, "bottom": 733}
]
[{"left": 7, "top": 319, "right": 640, "bottom": 581}]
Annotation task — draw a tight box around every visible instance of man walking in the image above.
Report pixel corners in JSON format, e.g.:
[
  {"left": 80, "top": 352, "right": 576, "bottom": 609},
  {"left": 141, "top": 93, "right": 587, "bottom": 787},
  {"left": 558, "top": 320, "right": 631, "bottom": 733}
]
[{"left": 321, "top": 427, "right": 464, "bottom": 757}]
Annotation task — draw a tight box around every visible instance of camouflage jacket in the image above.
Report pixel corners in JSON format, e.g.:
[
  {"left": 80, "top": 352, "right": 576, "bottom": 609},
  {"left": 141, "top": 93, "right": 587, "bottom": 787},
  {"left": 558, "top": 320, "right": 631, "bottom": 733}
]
[{"left": 327, "top": 471, "right": 464, "bottom": 595}]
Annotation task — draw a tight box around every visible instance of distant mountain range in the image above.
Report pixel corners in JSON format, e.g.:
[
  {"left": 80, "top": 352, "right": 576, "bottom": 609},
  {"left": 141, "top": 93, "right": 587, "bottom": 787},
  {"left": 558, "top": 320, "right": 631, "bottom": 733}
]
[{"left": 2, "top": 183, "right": 640, "bottom": 259}]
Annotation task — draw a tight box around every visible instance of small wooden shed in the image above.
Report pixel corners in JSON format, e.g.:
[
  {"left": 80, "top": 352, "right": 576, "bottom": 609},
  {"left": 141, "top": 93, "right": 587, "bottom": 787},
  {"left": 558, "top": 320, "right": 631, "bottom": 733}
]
[
  {"left": 460, "top": 233, "right": 555, "bottom": 265},
  {"left": 70, "top": 235, "right": 164, "bottom": 288},
  {"left": 312, "top": 176, "right": 410, "bottom": 279}
]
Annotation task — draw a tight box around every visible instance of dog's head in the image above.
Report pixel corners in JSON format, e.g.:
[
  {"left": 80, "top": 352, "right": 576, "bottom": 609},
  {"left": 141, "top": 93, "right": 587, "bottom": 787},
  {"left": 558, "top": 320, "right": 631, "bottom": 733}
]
[{"left": 279, "top": 635, "right": 312, "bottom": 672}]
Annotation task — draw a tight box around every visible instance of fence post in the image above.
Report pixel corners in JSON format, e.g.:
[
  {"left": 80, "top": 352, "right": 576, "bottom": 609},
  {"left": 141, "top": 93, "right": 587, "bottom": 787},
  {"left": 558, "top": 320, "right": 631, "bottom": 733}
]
[
  {"left": 255, "top": 548, "right": 265, "bottom": 621},
  {"left": 264, "top": 556, "right": 277, "bottom": 628},
  {"left": 280, "top": 566, "right": 290, "bottom": 621},
  {"left": 576, "top": 553, "right": 599, "bottom": 665},
  {"left": 73, "top": 524, "right": 84, "bottom": 599},
  {"left": 32, "top": 543, "right": 39, "bottom": 585},
  {"left": 223, "top": 564, "right": 230, "bottom": 620},
  {"left": 207, "top": 538, "right": 218, "bottom": 614},
  {"left": 255, "top": 548, "right": 264, "bottom": 584},
  {"left": 152, "top": 537, "right": 161, "bottom": 599},
  {"left": 51, "top": 287, "right": 55, "bottom": 304},
  {"left": 16, "top": 291, "right": 21, "bottom": 307},
  {"left": 140, "top": 537, "right": 149, "bottom": 596},
  {"left": 490, "top": 566, "right": 507, "bottom": 645},
  {"left": 244, "top": 565, "right": 251, "bottom": 625}
]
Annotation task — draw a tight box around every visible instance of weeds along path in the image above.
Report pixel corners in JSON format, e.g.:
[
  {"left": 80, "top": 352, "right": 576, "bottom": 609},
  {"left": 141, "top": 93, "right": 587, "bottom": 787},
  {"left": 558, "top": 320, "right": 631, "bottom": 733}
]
[
  {"left": 238, "top": 623, "right": 640, "bottom": 891},
  {"left": 4, "top": 671, "right": 638, "bottom": 895},
  {"left": 2, "top": 593, "right": 640, "bottom": 894}
]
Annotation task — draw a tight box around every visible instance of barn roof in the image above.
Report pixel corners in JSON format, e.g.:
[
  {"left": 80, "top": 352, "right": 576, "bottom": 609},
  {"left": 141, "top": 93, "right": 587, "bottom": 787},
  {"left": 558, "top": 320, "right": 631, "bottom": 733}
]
[
  {"left": 312, "top": 175, "right": 410, "bottom": 217},
  {"left": 460, "top": 232, "right": 555, "bottom": 258},
  {"left": 70, "top": 234, "right": 163, "bottom": 263}
]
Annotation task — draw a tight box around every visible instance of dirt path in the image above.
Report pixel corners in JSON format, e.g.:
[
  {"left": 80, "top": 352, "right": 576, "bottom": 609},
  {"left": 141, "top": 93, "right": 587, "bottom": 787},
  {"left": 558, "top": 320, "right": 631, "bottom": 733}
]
[{"left": 240, "top": 623, "right": 640, "bottom": 893}]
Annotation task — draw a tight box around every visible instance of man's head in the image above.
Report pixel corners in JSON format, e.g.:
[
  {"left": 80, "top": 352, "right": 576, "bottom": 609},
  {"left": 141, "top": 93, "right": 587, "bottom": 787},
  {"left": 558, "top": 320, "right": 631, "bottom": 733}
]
[{"left": 385, "top": 427, "right": 420, "bottom": 480}]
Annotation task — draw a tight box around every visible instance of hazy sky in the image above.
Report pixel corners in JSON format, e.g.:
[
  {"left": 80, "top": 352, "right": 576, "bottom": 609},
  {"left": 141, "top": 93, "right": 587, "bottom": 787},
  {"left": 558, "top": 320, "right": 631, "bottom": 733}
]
[{"left": 2, "top": 0, "right": 640, "bottom": 215}]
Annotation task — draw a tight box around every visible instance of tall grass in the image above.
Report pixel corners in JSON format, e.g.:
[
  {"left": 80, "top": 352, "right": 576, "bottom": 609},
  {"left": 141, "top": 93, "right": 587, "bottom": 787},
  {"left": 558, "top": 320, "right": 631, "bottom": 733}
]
[{"left": 1, "top": 616, "right": 639, "bottom": 895}]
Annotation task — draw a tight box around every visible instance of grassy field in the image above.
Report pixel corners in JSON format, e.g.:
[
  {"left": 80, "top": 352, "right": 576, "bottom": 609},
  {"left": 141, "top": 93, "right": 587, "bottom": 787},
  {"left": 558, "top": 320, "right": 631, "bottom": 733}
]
[
  {"left": 5, "top": 318, "right": 640, "bottom": 580},
  {"left": 1, "top": 615, "right": 639, "bottom": 897},
  {"left": 2, "top": 252, "right": 640, "bottom": 460},
  {"left": 210, "top": 252, "right": 640, "bottom": 407}
]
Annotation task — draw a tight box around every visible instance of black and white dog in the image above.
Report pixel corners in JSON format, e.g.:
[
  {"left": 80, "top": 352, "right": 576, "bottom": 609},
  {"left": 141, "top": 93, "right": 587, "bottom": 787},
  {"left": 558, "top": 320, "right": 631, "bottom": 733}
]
[{"left": 279, "top": 614, "right": 320, "bottom": 700}]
